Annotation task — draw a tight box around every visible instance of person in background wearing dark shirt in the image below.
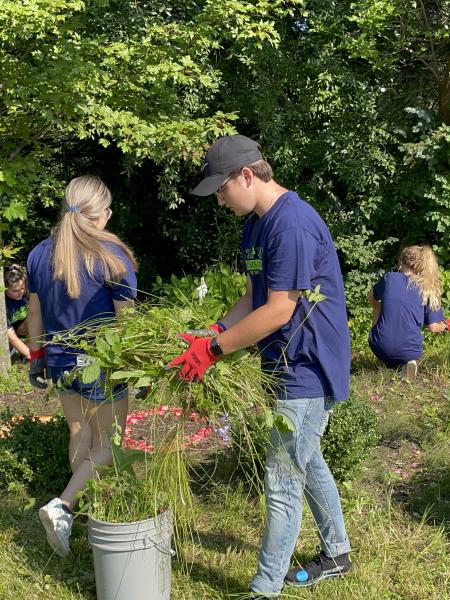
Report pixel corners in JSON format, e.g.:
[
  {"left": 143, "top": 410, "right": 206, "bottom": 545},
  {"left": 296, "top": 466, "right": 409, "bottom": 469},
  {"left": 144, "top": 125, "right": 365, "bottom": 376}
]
[
  {"left": 167, "top": 135, "right": 352, "bottom": 599},
  {"left": 4, "top": 265, "right": 30, "bottom": 360},
  {"left": 27, "top": 175, "right": 138, "bottom": 557},
  {"left": 368, "top": 245, "right": 449, "bottom": 381}
]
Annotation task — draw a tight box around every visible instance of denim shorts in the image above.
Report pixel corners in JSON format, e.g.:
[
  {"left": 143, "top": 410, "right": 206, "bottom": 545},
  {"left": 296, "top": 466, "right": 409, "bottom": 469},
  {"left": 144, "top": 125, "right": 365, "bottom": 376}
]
[{"left": 47, "top": 365, "right": 127, "bottom": 404}]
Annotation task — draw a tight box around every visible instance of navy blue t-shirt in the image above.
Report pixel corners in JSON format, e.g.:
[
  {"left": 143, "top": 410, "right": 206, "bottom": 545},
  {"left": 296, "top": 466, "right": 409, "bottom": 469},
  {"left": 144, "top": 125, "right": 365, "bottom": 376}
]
[
  {"left": 369, "top": 271, "right": 444, "bottom": 364},
  {"left": 27, "top": 237, "right": 137, "bottom": 367},
  {"left": 242, "top": 191, "right": 350, "bottom": 402},
  {"left": 6, "top": 296, "right": 28, "bottom": 330}
]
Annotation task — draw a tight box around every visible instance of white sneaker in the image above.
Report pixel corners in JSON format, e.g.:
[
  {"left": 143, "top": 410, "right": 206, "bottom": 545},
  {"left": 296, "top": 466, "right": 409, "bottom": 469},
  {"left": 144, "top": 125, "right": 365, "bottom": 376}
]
[
  {"left": 39, "top": 498, "right": 73, "bottom": 557},
  {"left": 401, "top": 360, "right": 417, "bottom": 381}
]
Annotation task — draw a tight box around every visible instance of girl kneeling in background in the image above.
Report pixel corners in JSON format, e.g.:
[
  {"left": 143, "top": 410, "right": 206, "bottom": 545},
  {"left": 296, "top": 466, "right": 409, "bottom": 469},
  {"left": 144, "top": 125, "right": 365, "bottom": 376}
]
[
  {"left": 4, "top": 265, "right": 30, "bottom": 360},
  {"left": 368, "top": 245, "right": 449, "bottom": 381}
]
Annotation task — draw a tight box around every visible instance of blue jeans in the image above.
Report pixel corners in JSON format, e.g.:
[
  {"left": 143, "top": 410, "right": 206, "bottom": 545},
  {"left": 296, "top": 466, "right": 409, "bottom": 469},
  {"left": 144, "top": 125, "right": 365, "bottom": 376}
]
[
  {"left": 47, "top": 366, "right": 127, "bottom": 404},
  {"left": 250, "top": 396, "right": 351, "bottom": 596}
]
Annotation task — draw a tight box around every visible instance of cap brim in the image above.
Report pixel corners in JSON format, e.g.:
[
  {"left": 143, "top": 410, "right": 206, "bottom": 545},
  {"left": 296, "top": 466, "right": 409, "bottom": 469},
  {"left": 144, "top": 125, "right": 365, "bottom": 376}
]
[{"left": 191, "top": 173, "right": 228, "bottom": 196}]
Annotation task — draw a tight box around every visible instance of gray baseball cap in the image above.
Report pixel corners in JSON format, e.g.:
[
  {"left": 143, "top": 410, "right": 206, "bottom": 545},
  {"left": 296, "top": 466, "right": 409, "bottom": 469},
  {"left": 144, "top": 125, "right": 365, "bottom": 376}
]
[{"left": 192, "top": 134, "right": 263, "bottom": 196}]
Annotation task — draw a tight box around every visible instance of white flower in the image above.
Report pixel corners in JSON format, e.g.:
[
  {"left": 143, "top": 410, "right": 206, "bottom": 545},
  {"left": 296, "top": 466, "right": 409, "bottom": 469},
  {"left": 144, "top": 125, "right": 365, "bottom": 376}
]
[{"left": 196, "top": 276, "right": 208, "bottom": 305}]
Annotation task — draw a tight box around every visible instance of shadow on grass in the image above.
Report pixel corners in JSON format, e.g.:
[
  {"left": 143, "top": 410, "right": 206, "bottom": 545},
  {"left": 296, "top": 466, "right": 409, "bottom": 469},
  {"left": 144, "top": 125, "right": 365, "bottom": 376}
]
[
  {"left": 392, "top": 468, "right": 450, "bottom": 536},
  {"left": 195, "top": 530, "right": 258, "bottom": 554},
  {"left": 179, "top": 559, "right": 246, "bottom": 596},
  {"left": 189, "top": 450, "right": 265, "bottom": 499},
  {"left": 350, "top": 352, "right": 380, "bottom": 375}
]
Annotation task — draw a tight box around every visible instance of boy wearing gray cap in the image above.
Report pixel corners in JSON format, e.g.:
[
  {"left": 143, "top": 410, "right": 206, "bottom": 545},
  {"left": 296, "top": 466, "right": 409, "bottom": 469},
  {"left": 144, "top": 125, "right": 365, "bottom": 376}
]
[{"left": 168, "top": 134, "right": 352, "bottom": 598}]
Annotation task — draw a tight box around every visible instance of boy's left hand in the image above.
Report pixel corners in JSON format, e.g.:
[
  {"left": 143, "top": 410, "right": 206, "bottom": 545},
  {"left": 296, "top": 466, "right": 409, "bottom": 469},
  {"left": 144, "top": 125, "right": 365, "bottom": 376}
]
[{"left": 167, "top": 334, "right": 219, "bottom": 381}]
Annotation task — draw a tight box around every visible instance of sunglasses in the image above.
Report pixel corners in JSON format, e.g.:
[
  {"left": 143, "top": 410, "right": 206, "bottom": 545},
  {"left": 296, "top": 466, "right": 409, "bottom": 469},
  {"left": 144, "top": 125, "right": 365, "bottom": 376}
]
[
  {"left": 215, "top": 170, "right": 243, "bottom": 198},
  {"left": 215, "top": 179, "right": 230, "bottom": 198}
]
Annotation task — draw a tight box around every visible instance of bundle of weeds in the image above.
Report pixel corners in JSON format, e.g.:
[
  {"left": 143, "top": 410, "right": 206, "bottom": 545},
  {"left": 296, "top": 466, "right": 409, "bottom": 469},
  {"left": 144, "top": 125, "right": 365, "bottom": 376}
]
[
  {"left": 68, "top": 301, "right": 277, "bottom": 429},
  {"left": 63, "top": 301, "right": 281, "bottom": 498}
]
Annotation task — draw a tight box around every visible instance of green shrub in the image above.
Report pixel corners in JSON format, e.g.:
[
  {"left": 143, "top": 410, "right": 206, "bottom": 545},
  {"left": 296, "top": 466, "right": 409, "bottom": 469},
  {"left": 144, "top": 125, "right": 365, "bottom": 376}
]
[
  {"left": 0, "top": 446, "right": 33, "bottom": 490},
  {"left": 0, "top": 409, "right": 71, "bottom": 497},
  {"left": 230, "top": 395, "right": 379, "bottom": 485},
  {"left": 440, "top": 268, "right": 450, "bottom": 313},
  {"left": 322, "top": 395, "right": 379, "bottom": 482}
]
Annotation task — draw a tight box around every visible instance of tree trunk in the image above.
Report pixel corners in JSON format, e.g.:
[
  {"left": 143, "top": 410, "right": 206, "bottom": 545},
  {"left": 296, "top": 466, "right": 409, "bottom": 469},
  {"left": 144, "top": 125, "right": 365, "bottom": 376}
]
[
  {"left": 438, "top": 59, "right": 450, "bottom": 125},
  {"left": 0, "top": 265, "right": 11, "bottom": 375}
]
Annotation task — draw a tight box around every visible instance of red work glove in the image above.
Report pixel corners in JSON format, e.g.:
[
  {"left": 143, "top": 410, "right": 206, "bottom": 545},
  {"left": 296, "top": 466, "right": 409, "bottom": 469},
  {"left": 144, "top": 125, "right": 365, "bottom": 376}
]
[
  {"left": 29, "top": 348, "right": 48, "bottom": 389},
  {"left": 167, "top": 334, "right": 219, "bottom": 382},
  {"left": 210, "top": 321, "right": 227, "bottom": 333},
  {"left": 445, "top": 318, "right": 450, "bottom": 332}
]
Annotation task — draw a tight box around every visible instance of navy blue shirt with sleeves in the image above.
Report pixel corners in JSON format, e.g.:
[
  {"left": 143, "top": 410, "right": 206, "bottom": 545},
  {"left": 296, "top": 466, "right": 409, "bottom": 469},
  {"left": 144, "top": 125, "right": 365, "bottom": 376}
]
[
  {"left": 6, "top": 296, "right": 28, "bottom": 330},
  {"left": 241, "top": 191, "right": 350, "bottom": 402},
  {"left": 369, "top": 271, "right": 444, "bottom": 365},
  {"left": 27, "top": 237, "right": 137, "bottom": 367}
]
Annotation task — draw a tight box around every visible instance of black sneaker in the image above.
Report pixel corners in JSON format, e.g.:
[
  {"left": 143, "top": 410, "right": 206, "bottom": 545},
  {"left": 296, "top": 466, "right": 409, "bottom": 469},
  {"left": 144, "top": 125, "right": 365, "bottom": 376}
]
[{"left": 284, "top": 550, "right": 352, "bottom": 587}]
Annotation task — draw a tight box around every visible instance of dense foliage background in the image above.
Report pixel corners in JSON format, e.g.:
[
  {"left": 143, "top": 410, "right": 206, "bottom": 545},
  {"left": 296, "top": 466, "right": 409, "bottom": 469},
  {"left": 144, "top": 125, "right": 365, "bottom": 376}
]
[{"left": 0, "top": 0, "right": 448, "bottom": 309}]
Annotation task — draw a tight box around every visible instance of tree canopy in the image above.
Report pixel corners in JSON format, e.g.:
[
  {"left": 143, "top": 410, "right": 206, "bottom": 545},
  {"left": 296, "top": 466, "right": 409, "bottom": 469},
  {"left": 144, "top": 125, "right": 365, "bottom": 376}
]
[{"left": 0, "top": 0, "right": 448, "bottom": 300}]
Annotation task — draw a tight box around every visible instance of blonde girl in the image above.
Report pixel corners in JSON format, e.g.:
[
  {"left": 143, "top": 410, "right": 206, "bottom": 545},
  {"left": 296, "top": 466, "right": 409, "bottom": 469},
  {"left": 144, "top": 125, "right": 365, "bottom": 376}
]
[
  {"left": 368, "top": 245, "right": 448, "bottom": 380},
  {"left": 27, "top": 175, "right": 137, "bottom": 556}
]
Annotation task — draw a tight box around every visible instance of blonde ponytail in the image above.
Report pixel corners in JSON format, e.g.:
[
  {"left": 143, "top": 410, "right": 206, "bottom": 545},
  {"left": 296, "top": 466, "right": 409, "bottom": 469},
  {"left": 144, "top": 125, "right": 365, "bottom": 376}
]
[
  {"left": 398, "top": 245, "right": 442, "bottom": 311},
  {"left": 52, "top": 175, "right": 137, "bottom": 299}
]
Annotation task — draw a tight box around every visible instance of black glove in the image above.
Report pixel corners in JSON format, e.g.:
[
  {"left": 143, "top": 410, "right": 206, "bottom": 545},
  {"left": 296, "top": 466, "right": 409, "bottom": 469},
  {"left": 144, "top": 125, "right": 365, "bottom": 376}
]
[
  {"left": 135, "top": 386, "right": 150, "bottom": 400},
  {"left": 29, "top": 356, "right": 48, "bottom": 389}
]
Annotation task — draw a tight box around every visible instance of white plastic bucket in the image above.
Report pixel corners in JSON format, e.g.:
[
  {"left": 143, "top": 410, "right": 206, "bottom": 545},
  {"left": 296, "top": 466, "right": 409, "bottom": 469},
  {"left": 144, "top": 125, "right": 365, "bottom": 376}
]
[{"left": 88, "top": 509, "right": 173, "bottom": 600}]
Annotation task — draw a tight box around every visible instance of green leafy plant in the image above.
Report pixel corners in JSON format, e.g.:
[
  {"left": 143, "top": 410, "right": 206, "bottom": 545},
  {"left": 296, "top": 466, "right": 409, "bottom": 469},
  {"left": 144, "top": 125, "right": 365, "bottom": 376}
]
[
  {"left": 0, "top": 445, "right": 32, "bottom": 491},
  {"left": 230, "top": 394, "right": 379, "bottom": 485},
  {"left": 79, "top": 423, "right": 193, "bottom": 561},
  {"left": 322, "top": 394, "right": 379, "bottom": 482},
  {"left": 0, "top": 409, "right": 71, "bottom": 496},
  {"left": 440, "top": 268, "right": 450, "bottom": 313},
  {"left": 152, "top": 264, "right": 247, "bottom": 321},
  {"left": 80, "top": 430, "right": 186, "bottom": 523}
]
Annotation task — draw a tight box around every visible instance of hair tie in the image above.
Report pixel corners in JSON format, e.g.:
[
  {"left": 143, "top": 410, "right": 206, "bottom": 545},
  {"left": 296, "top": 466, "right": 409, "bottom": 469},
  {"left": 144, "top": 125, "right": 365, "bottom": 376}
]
[
  {"left": 66, "top": 205, "right": 81, "bottom": 213},
  {"left": 5, "top": 265, "right": 21, "bottom": 273}
]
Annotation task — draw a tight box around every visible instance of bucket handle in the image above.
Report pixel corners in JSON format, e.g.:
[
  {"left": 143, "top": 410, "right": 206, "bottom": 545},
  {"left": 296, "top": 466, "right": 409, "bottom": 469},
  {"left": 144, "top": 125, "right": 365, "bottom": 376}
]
[{"left": 143, "top": 533, "right": 176, "bottom": 556}]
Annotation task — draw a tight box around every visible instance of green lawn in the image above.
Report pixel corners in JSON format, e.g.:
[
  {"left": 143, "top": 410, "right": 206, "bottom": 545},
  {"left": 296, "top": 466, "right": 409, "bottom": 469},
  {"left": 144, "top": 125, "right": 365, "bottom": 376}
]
[{"left": 1, "top": 337, "right": 449, "bottom": 599}]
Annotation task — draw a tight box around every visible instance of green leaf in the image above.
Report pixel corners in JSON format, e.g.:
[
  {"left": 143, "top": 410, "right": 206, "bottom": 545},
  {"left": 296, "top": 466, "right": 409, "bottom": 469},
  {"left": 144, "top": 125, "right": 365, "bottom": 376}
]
[
  {"left": 274, "top": 413, "right": 295, "bottom": 433},
  {"left": 82, "top": 361, "right": 101, "bottom": 384},
  {"left": 109, "top": 369, "right": 146, "bottom": 380},
  {"left": 263, "top": 409, "right": 274, "bottom": 429}
]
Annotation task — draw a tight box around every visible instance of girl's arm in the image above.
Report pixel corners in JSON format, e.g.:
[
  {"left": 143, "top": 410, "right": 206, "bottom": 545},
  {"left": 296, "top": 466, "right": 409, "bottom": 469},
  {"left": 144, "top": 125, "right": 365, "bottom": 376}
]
[
  {"left": 27, "top": 293, "right": 44, "bottom": 350},
  {"left": 113, "top": 298, "right": 134, "bottom": 316},
  {"left": 7, "top": 326, "right": 30, "bottom": 359},
  {"left": 368, "top": 289, "right": 381, "bottom": 326},
  {"left": 427, "top": 321, "right": 448, "bottom": 334}
]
